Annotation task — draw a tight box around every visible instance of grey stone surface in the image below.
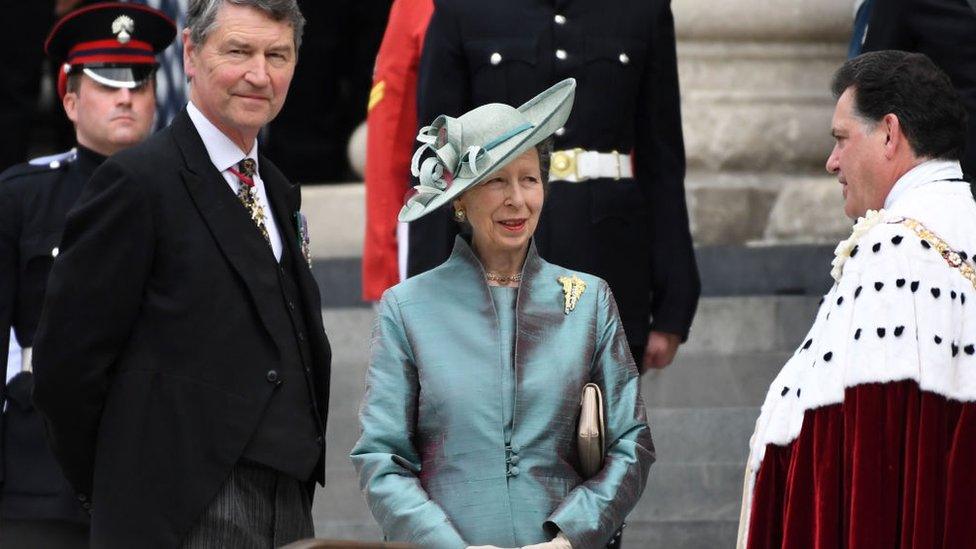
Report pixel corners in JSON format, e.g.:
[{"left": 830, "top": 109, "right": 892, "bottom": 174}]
[
  {"left": 302, "top": 184, "right": 365, "bottom": 259},
  {"left": 643, "top": 353, "right": 789, "bottom": 408},
  {"left": 687, "top": 182, "right": 779, "bottom": 246},
  {"left": 648, "top": 408, "right": 757, "bottom": 465},
  {"left": 764, "top": 177, "right": 852, "bottom": 244},
  {"left": 637, "top": 463, "right": 746, "bottom": 522},
  {"left": 695, "top": 244, "right": 834, "bottom": 297},
  {"left": 624, "top": 521, "right": 739, "bottom": 549},
  {"left": 682, "top": 296, "right": 819, "bottom": 356}
]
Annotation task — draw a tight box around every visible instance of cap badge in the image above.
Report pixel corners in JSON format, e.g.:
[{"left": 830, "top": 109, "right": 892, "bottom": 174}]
[{"left": 112, "top": 15, "right": 135, "bottom": 44}]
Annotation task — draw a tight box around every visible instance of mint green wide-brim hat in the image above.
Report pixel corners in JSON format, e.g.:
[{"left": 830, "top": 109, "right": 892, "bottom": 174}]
[{"left": 398, "top": 78, "right": 576, "bottom": 223}]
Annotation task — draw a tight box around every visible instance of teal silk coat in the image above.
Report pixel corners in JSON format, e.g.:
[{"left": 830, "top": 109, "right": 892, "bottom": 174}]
[{"left": 351, "top": 237, "right": 654, "bottom": 548}]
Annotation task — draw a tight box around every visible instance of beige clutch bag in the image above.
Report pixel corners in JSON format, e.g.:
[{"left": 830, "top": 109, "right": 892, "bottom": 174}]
[{"left": 577, "top": 382, "right": 606, "bottom": 478}]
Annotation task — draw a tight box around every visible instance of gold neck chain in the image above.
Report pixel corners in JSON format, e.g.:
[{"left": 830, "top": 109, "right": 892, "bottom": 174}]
[{"left": 485, "top": 271, "right": 522, "bottom": 284}]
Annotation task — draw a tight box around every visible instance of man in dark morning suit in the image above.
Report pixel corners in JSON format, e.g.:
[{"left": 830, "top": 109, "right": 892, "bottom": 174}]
[
  {"left": 407, "top": 0, "right": 701, "bottom": 372},
  {"left": 0, "top": 4, "right": 174, "bottom": 547},
  {"left": 860, "top": 0, "right": 976, "bottom": 183},
  {"left": 31, "top": 0, "right": 331, "bottom": 547}
]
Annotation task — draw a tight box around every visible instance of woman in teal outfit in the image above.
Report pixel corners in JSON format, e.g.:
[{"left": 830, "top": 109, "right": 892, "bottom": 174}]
[{"left": 351, "top": 79, "right": 654, "bottom": 549}]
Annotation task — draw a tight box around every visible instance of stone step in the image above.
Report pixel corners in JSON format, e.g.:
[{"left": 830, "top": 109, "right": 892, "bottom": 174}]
[
  {"left": 645, "top": 352, "right": 790, "bottom": 408},
  {"left": 624, "top": 521, "right": 739, "bottom": 549},
  {"left": 648, "top": 407, "right": 756, "bottom": 464}
]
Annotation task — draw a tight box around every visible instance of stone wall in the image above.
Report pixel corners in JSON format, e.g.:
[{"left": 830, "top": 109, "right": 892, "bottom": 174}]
[{"left": 674, "top": 0, "right": 854, "bottom": 245}]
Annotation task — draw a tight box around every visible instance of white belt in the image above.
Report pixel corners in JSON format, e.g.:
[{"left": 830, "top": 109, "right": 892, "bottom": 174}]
[
  {"left": 549, "top": 148, "right": 633, "bottom": 182},
  {"left": 21, "top": 347, "right": 32, "bottom": 373}
]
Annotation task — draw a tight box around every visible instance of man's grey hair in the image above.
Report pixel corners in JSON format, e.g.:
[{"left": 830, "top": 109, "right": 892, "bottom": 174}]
[{"left": 186, "top": 0, "right": 306, "bottom": 50}]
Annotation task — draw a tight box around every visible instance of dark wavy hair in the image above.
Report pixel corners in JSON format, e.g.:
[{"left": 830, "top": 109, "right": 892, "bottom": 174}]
[{"left": 831, "top": 50, "right": 967, "bottom": 161}]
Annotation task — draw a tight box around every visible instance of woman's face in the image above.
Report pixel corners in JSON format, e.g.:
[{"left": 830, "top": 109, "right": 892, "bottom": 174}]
[{"left": 455, "top": 147, "right": 545, "bottom": 260}]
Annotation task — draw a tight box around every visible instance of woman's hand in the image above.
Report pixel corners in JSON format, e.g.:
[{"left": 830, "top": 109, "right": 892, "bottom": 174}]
[{"left": 520, "top": 532, "right": 573, "bottom": 548}]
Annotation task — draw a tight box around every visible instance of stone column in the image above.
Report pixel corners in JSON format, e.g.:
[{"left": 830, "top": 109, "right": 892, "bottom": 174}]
[{"left": 675, "top": 0, "right": 855, "bottom": 245}]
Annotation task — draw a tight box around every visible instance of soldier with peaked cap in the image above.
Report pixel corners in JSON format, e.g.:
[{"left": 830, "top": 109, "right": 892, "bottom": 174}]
[{"left": 0, "top": 3, "right": 175, "bottom": 547}]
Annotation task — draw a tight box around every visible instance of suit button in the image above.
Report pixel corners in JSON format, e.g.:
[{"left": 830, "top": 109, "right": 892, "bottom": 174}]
[
  {"left": 77, "top": 494, "right": 88, "bottom": 502},
  {"left": 266, "top": 370, "right": 279, "bottom": 383},
  {"left": 316, "top": 436, "right": 324, "bottom": 446},
  {"left": 619, "top": 52, "right": 630, "bottom": 65},
  {"left": 297, "top": 332, "right": 305, "bottom": 342},
  {"left": 510, "top": 443, "right": 520, "bottom": 454},
  {"left": 554, "top": 14, "right": 566, "bottom": 25},
  {"left": 509, "top": 466, "right": 520, "bottom": 477},
  {"left": 555, "top": 127, "right": 565, "bottom": 137},
  {"left": 81, "top": 501, "right": 92, "bottom": 510},
  {"left": 287, "top": 301, "right": 296, "bottom": 311},
  {"left": 304, "top": 366, "right": 312, "bottom": 374},
  {"left": 555, "top": 49, "right": 568, "bottom": 60},
  {"left": 509, "top": 455, "right": 520, "bottom": 465},
  {"left": 490, "top": 52, "right": 502, "bottom": 65}
]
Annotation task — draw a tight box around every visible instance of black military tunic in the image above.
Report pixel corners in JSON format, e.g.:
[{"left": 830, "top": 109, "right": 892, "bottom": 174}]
[
  {"left": 0, "top": 146, "right": 102, "bottom": 524},
  {"left": 409, "top": 0, "right": 701, "bottom": 355}
]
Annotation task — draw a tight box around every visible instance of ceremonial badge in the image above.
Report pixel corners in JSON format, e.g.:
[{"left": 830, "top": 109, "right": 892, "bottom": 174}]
[
  {"left": 112, "top": 15, "right": 135, "bottom": 44},
  {"left": 295, "top": 212, "right": 312, "bottom": 268},
  {"left": 558, "top": 275, "right": 586, "bottom": 314}
]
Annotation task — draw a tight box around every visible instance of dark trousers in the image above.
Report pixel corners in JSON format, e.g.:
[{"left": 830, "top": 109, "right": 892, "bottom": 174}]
[{"left": 180, "top": 462, "right": 313, "bottom": 549}]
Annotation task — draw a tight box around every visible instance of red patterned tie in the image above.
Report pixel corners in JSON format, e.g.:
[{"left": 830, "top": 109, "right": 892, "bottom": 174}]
[{"left": 229, "top": 158, "right": 270, "bottom": 245}]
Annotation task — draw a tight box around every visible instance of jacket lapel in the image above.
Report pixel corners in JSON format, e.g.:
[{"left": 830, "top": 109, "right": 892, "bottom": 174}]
[{"left": 171, "top": 110, "right": 282, "bottom": 351}]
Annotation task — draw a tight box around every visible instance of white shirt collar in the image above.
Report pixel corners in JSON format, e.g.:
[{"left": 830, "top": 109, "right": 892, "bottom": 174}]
[
  {"left": 884, "top": 159, "right": 964, "bottom": 209},
  {"left": 186, "top": 101, "right": 259, "bottom": 173}
]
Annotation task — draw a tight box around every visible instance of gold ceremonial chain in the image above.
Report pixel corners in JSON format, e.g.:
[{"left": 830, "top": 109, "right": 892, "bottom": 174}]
[
  {"left": 895, "top": 217, "right": 976, "bottom": 290},
  {"left": 486, "top": 271, "right": 522, "bottom": 284}
]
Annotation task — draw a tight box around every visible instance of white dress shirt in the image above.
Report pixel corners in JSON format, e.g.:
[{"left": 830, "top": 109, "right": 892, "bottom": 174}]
[
  {"left": 186, "top": 102, "right": 283, "bottom": 261},
  {"left": 884, "top": 159, "right": 965, "bottom": 209}
]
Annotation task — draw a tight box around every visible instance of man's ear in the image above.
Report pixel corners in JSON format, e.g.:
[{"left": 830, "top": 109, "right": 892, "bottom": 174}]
[
  {"left": 62, "top": 90, "right": 79, "bottom": 125},
  {"left": 182, "top": 28, "right": 196, "bottom": 80},
  {"left": 881, "top": 113, "right": 903, "bottom": 159}
]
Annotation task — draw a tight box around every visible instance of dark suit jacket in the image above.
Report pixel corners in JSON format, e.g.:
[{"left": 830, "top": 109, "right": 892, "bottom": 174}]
[
  {"left": 862, "top": 0, "right": 976, "bottom": 182},
  {"left": 31, "top": 110, "right": 332, "bottom": 548},
  {"left": 408, "top": 0, "right": 700, "bottom": 347}
]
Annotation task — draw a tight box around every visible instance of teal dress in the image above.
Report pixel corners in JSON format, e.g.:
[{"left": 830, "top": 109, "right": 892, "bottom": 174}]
[{"left": 351, "top": 237, "right": 653, "bottom": 548}]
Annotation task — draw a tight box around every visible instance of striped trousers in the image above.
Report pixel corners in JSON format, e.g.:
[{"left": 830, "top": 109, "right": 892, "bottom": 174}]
[{"left": 180, "top": 461, "right": 313, "bottom": 548}]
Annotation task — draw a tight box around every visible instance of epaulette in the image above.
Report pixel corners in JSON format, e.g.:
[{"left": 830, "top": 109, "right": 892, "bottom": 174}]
[
  {"left": 0, "top": 149, "right": 77, "bottom": 183},
  {"left": 28, "top": 148, "right": 78, "bottom": 169}
]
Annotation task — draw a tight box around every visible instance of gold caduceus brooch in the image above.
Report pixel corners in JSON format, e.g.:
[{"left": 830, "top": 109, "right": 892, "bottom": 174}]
[{"left": 557, "top": 275, "right": 586, "bottom": 314}]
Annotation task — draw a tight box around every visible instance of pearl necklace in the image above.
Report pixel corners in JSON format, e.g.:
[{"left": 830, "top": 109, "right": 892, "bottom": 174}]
[{"left": 485, "top": 271, "right": 522, "bottom": 284}]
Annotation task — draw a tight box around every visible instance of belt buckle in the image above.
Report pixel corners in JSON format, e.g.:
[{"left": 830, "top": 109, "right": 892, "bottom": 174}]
[{"left": 551, "top": 148, "right": 584, "bottom": 181}]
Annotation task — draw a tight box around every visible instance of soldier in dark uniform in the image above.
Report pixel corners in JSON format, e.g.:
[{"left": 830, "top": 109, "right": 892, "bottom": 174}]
[
  {"left": 409, "top": 0, "right": 700, "bottom": 372},
  {"left": 0, "top": 4, "right": 175, "bottom": 547}
]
